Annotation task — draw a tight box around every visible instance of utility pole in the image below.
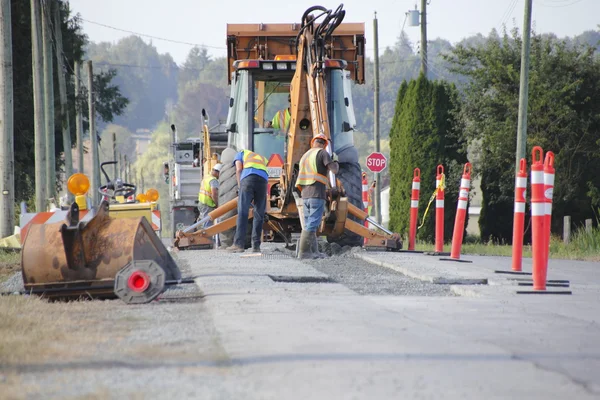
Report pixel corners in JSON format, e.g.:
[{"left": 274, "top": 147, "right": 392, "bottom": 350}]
[
  {"left": 87, "top": 60, "right": 99, "bottom": 204},
  {"left": 515, "top": 0, "right": 533, "bottom": 171},
  {"left": 41, "top": 0, "right": 55, "bottom": 203},
  {"left": 420, "top": 0, "right": 428, "bottom": 78},
  {"left": 112, "top": 132, "right": 117, "bottom": 179},
  {"left": 119, "top": 153, "right": 123, "bottom": 177},
  {"left": 53, "top": 3, "right": 72, "bottom": 190},
  {"left": 140, "top": 167, "right": 144, "bottom": 194},
  {"left": 124, "top": 155, "right": 128, "bottom": 182},
  {"left": 31, "top": 0, "right": 46, "bottom": 212},
  {"left": 373, "top": 12, "right": 382, "bottom": 224},
  {"left": 0, "top": 0, "right": 15, "bottom": 236},
  {"left": 74, "top": 61, "right": 83, "bottom": 173}
]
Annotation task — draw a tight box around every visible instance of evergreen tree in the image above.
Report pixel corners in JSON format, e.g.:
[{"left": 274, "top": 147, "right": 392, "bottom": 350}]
[{"left": 389, "top": 74, "right": 468, "bottom": 243}]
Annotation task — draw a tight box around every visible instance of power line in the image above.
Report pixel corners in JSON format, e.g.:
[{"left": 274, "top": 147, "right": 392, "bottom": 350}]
[
  {"left": 80, "top": 18, "right": 226, "bottom": 50},
  {"left": 538, "top": 0, "right": 585, "bottom": 7}
]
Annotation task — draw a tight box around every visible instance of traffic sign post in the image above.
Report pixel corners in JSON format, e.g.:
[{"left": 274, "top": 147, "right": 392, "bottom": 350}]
[{"left": 366, "top": 152, "right": 387, "bottom": 173}]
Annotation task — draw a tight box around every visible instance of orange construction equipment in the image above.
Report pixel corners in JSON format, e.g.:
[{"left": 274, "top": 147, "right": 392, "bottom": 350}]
[
  {"left": 511, "top": 158, "right": 528, "bottom": 272},
  {"left": 530, "top": 146, "right": 546, "bottom": 290},
  {"left": 449, "top": 163, "right": 472, "bottom": 260},
  {"left": 19, "top": 164, "right": 181, "bottom": 303},
  {"left": 174, "top": 5, "right": 402, "bottom": 252},
  {"left": 435, "top": 165, "right": 445, "bottom": 253},
  {"left": 408, "top": 168, "right": 421, "bottom": 250},
  {"left": 543, "top": 151, "right": 555, "bottom": 272}
]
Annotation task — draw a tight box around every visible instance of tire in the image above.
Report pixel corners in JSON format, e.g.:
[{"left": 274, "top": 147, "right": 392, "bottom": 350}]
[
  {"left": 327, "top": 161, "right": 364, "bottom": 247},
  {"left": 217, "top": 153, "right": 252, "bottom": 248}
]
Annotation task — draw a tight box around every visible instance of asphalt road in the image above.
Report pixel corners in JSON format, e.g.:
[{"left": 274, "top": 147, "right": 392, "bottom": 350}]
[{"left": 2, "top": 244, "right": 599, "bottom": 399}]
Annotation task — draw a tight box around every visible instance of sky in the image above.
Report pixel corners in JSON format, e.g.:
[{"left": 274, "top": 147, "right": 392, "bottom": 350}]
[{"left": 69, "top": 0, "right": 599, "bottom": 65}]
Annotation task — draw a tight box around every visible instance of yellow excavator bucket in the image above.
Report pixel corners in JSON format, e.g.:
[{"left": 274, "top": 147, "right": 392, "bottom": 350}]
[{"left": 21, "top": 202, "right": 180, "bottom": 302}]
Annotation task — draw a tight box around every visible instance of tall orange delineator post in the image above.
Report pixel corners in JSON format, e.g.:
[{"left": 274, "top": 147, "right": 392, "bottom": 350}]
[
  {"left": 511, "top": 158, "right": 528, "bottom": 272},
  {"left": 408, "top": 168, "right": 420, "bottom": 251},
  {"left": 362, "top": 173, "right": 369, "bottom": 244},
  {"left": 435, "top": 165, "right": 445, "bottom": 253},
  {"left": 543, "top": 151, "right": 555, "bottom": 271},
  {"left": 449, "top": 163, "right": 472, "bottom": 260},
  {"left": 530, "top": 147, "right": 547, "bottom": 290}
]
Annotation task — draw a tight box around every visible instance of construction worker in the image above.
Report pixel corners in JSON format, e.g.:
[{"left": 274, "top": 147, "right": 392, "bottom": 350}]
[
  {"left": 266, "top": 94, "right": 291, "bottom": 133},
  {"left": 197, "top": 163, "right": 222, "bottom": 227},
  {"left": 368, "top": 180, "right": 376, "bottom": 216},
  {"left": 226, "top": 149, "right": 268, "bottom": 253},
  {"left": 296, "top": 133, "right": 339, "bottom": 259}
]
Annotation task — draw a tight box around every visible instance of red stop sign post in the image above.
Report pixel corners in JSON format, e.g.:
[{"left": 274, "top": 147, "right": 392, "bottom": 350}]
[{"left": 366, "top": 152, "right": 387, "bottom": 173}]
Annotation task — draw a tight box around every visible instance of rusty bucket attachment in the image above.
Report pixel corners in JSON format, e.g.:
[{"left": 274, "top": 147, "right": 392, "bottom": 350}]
[{"left": 21, "top": 201, "right": 181, "bottom": 300}]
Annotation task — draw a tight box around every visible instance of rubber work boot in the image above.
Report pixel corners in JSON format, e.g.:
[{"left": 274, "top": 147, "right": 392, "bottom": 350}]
[
  {"left": 311, "top": 232, "right": 328, "bottom": 259},
  {"left": 297, "top": 230, "right": 314, "bottom": 259},
  {"left": 226, "top": 244, "right": 245, "bottom": 253}
]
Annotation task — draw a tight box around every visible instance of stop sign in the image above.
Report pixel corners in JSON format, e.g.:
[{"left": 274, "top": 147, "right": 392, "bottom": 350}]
[{"left": 366, "top": 152, "right": 387, "bottom": 173}]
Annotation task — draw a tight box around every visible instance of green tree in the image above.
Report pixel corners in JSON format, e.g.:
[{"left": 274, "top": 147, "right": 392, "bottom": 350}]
[
  {"left": 9, "top": 0, "right": 129, "bottom": 204},
  {"left": 389, "top": 75, "right": 467, "bottom": 242},
  {"left": 87, "top": 36, "right": 178, "bottom": 131},
  {"left": 131, "top": 122, "right": 172, "bottom": 235},
  {"left": 445, "top": 29, "right": 600, "bottom": 241}
]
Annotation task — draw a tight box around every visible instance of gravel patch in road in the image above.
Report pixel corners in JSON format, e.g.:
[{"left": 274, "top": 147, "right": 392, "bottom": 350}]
[
  {"left": 308, "top": 253, "right": 456, "bottom": 296},
  {"left": 270, "top": 242, "right": 455, "bottom": 296}
]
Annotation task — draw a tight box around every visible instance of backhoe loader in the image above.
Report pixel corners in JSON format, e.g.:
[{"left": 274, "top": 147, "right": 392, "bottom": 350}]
[{"left": 175, "top": 4, "right": 402, "bottom": 251}]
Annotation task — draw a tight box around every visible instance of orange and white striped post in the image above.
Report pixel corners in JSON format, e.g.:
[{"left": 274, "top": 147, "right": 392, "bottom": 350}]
[
  {"left": 408, "top": 168, "right": 420, "bottom": 251},
  {"left": 449, "top": 162, "right": 472, "bottom": 260},
  {"left": 511, "top": 158, "right": 528, "bottom": 272},
  {"left": 530, "top": 146, "right": 546, "bottom": 290},
  {"left": 362, "top": 172, "right": 369, "bottom": 244},
  {"left": 435, "top": 165, "right": 445, "bottom": 253},
  {"left": 543, "top": 151, "right": 555, "bottom": 271}
]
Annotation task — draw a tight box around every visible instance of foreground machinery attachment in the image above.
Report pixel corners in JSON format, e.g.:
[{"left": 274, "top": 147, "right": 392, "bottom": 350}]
[{"left": 21, "top": 201, "right": 182, "bottom": 303}]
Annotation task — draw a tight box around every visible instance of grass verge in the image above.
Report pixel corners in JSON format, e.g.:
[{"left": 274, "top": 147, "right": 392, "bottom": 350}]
[
  {"left": 415, "top": 226, "right": 600, "bottom": 261},
  {"left": 0, "top": 250, "right": 20, "bottom": 283}
]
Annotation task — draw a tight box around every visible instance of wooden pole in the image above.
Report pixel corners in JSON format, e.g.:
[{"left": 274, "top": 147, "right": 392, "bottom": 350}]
[
  {"left": 53, "top": 3, "right": 73, "bottom": 191},
  {"left": 87, "top": 60, "right": 99, "bottom": 204},
  {"left": 31, "top": 0, "right": 46, "bottom": 211},
  {"left": 74, "top": 61, "right": 83, "bottom": 173},
  {"left": 42, "top": 0, "right": 55, "bottom": 202},
  {"left": 0, "top": 0, "right": 15, "bottom": 236},
  {"left": 563, "top": 216, "right": 571, "bottom": 244}
]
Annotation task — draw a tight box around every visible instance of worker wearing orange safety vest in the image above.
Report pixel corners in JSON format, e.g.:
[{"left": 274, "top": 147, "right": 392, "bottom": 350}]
[
  {"left": 197, "top": 163, "right": 222, "bottom": 228},
  {"left": 226, "top": 149, "right": 269, "bottom": 253},
  {"left": 295, "top": 133, "right": 339, "bottom": 259}
]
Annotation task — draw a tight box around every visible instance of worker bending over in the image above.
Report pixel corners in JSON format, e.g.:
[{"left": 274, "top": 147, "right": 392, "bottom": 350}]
[
  {"left": 296, "top": 133, "right": 339, "bottom": 259},
  {"left": 197, "top": 163, "right": 222, "bottom": 228},
  {"left": 226, "top": 150, "right": 268, "bottom": 253}
]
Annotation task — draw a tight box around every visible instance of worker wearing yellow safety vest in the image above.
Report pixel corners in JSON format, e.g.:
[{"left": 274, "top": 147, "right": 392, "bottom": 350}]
[
  {"left": 266, "top": 94, "right": 291, "bottom": 134},
  {"left": 296, "top": 133, "right": 339, "bottom": 259},
  {"left": 197, "top": 163, "right": 222, "bottom": 228},
  {"left": 226, "top": 149, "right": 269, "bottom": 253}
]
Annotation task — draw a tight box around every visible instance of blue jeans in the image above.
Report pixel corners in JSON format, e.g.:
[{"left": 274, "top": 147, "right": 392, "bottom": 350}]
[
  {"left": 234, "top": 174, "right": 267, "bottom": 248},
  {"left": 303, "top": 198, "right": 325, "bottom": 232}
]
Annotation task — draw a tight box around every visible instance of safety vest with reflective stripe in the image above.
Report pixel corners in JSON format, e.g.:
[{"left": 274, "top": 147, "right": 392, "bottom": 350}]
[
  {"left": 296, "top": 148, "right": 329, "bottom": 190},
  {"left": 272, "top": 109, "right": 291, "bottom": 133},
  {"left": 242, "top": 150, "right": 268, "bottom": 172},
  {"left": 198, "top": 176, "right": 217, "bottom": 207}
]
